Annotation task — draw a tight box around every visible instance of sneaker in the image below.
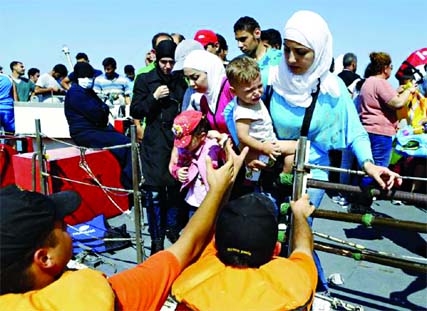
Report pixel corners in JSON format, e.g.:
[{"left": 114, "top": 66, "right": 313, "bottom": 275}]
[
  {"left": 151, "top": 239, "right": 164, "bottom": 255},
  {"left": 331, "top": 195, "right": 342, "bottom": 204},
  {"left": 165, "top": 228, "right": 180, "bottom": 244},
  {"left": 312, "top": 294, "right": 332, "bottom": 311},
  {"left": 332, "top": 195, "right": 349, "bottom": 208},
  {"left": 338, "top": 197, "right": 349, "bottom": 207}
]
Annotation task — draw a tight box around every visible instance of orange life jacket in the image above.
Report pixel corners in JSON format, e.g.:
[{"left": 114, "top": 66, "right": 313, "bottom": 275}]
[
  {"left": 0, "top": 269, "right": 115, "bottom": 311},
  {"left": 172, "top": 241, "right": 317, "bottom": 311}
]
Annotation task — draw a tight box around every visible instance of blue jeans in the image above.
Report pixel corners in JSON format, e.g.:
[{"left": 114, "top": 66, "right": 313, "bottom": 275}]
[
  {"left": 273, "top": 186, "right": 329, "bottom": 292},
  {"left": 144, "top": 187, "right": 180, "bottom": 241},
  {"left": 0, "top": 109, "right": 15, "bottom": 133},
  {"left": 306, "top": 188, "right": 329, "bottom": 291},
  {"left": 361, "top": 133, "right": 393, "bottom": 187}
]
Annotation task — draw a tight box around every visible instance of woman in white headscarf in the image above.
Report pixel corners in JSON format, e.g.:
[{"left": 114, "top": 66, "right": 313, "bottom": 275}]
[
  {"left": 182, "top": 50, "right": 234, "bottom": 134},
  {"left": 268, "top": 10, "right": 402, "bottom": 292}
]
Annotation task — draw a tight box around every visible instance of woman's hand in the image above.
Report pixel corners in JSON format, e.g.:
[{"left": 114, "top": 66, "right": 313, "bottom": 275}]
[
  {"left": 153, "top": 85, "right": 169, "bottom": 100},
  {"left": 363, "top": 161, "right": 402, "bottom": 190}
]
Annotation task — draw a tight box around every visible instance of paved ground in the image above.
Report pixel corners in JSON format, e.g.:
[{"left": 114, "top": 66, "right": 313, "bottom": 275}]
[
  {"left": 314, "top": 194, "right": 426, "bottom": 310},
  {"left": 76, "top": 191, "right": 427, "bottom": 311}
]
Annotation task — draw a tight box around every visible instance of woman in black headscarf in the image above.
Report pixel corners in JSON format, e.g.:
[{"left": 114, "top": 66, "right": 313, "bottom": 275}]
[
  {"left": 64, "top": 62, "right": 133, "bottom": 190},
  {"left": 131, "top": 40, "right": 188, "bottom": 253}
]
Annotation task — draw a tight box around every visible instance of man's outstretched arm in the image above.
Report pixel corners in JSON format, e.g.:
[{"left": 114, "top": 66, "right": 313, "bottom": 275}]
[
  {"left": 168, "top": 140, "right": 248, "bottom": 268},
  {"left": 289, "top": 194, "right": 315, "bottom": 258}
]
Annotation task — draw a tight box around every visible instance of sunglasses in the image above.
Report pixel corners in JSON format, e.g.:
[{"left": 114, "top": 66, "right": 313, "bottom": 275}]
[{"left": 159, "top": 59, "right": 175, "bottom": 65}]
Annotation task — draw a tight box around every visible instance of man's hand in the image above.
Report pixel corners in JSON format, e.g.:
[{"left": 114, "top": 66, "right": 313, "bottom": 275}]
[
  {"left": 363, "top": 161, "right": 402, "bottom": 190},
  {"left": 177, "top": 167, "right": 189, "bottom": 183},
  {"left": 206, "top": 139, "right": 248, "bottom": 193},
  {"left": 290, "top": 194, "right": 315, "bottom": 219},
  {"left": 245, "top": 149, "right": 267, "bottom": 171},
  {"left": 153, "top": 85, "right": 169, "bottom": 100}
]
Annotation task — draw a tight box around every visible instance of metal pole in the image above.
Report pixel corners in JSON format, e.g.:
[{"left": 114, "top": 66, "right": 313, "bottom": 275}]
[
  {"left": 61, "top": 45, "right": 73, "bottom": 70},
  {"left": 31, "top": 153, "right": 38, "bottom": 191},
  {"left": 305, "top": 163, "right": 427, "bottom": 182},
  {"left": 307, "top": 179, "right": 427, "bottom": 205},
  {"left": 130, "top": 125, "right": 144, "bottom": 263},
  {"left": 35, "top": 119, "right": 47, "bottom": 194},
  {"left": 312, "top": 209, "right": 427, "bottom": 233},
  {"left": 288, "top": 137, "right": 309, "bottom": 256},
  {"left": 292, "top": 137, "right": 308, "bottom": 200},
  {"left": 315, "top": 241, "right": 427, "bottom": 274}
]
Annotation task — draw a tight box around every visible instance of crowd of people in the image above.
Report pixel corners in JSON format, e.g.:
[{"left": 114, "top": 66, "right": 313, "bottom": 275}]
[{"left": 1, "top": 9, "right": 426, "bottom": 311}]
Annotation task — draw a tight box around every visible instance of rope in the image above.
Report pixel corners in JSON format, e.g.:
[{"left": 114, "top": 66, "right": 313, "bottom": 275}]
[
  {"left": 78, "top": 148, "right": 132, "bottom": 217},
  {"left": 43, "top": 134, "right": 132, "bottom": 151},
  {"left": 313, "top": 231, "right": 427, "bottom": 263},
  {"left": 42, "top": 172, "right": 133, "bottom": 193}
]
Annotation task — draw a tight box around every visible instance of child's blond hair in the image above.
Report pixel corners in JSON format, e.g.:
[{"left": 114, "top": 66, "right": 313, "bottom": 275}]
[{"left": 226, "top": 56, "right": 261, "bottom": 88}]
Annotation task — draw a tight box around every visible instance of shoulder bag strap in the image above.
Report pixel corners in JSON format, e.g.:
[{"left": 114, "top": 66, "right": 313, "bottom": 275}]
[{"left": 300, "top": 78, "right": 321, "bottom": 137}]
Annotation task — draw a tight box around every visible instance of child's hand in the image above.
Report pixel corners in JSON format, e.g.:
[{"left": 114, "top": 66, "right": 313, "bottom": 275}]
[
  {"left": 177, "top": 167, "right": 189, "bottom": 183},
  {"left": 262, "top": 141, "right": 281, "bottom": 160}
]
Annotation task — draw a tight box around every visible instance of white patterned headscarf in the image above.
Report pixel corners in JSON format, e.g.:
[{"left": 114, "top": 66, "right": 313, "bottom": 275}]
[
  {"left": 183, "top": 50, "right": 226, "bottom": 112},
  {"left": 271, "top": 10, "right": 340, "bottom": 107}
]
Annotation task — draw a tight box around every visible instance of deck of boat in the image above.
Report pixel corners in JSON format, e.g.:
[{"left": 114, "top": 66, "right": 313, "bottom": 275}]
[{"left": 76, "top": 191, "right": 427, "bottom": 311}]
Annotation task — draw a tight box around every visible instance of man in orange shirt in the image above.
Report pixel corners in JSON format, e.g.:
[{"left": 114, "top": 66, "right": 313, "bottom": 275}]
[
  {"left": 172, "top": 192, "right": 317, "bottom": 310},
  {"left": 0, "top": 140, "right": 247, "bottom": 311}
]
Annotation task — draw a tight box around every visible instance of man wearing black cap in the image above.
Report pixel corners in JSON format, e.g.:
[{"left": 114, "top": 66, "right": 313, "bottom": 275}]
[
  {"left": 0, "top": 140, "right": 248, "bottom": 310},
  {"left": 131, "top": 40, "right": 188, "bottom": 253},
  {"left": 173, "top": 193, "right": 317, "bottom": 310}
]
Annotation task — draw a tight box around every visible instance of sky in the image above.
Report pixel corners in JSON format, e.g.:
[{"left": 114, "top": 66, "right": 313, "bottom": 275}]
[{"left": 2, "top": 0, "right": 426, "bottom": 87}]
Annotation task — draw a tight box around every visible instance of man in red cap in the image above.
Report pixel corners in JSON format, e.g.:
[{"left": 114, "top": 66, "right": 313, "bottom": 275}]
[{"left": 194, "top": 29, "right": 219, "bottom": 55}]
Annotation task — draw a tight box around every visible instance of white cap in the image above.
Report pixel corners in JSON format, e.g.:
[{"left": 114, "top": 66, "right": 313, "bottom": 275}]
[{"left": 173, "top": 39, "right": 204, "bottom": 72}]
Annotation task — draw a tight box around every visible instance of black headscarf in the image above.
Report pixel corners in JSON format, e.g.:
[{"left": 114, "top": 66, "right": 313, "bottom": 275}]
[
  {"left": 155, "top": 40, "right": 177, "bottom": 61},
  {"left": 155, "top": 40, "right": 177, "bottom": 84},
  {"left": 74, "top": 62, "right": 94, "bottom": 79}
]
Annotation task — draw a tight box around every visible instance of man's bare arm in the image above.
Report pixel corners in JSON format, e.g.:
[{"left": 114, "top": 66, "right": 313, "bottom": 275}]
[
  {"left": 167, "top": 141, "right": 248, "bottom": 268},
  {"left": 290, "top": 194, "right": 315, "bottom": 258}
]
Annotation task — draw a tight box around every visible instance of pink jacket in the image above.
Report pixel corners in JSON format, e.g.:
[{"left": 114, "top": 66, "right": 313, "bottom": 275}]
[{"left": 171, "top": 138, "right": 225, "bottom": 206}]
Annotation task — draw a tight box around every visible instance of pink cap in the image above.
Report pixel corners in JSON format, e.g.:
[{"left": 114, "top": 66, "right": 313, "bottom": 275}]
[{"left": 172, "top": 111, "right": 203, "bottom": 148}]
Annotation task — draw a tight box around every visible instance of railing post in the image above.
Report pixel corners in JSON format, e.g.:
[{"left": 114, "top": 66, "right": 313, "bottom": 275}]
[
  {"left": 287, "top": 137, "right": 310, "bottom": 256},
  {"left": 130, "top": 125, "right": 144, "bottom": 263},
  {"left": 35, "top": 119, "right": 47, "bottom": 194}
]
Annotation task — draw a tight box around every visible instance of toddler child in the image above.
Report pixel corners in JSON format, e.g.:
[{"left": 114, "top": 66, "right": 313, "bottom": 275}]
[
  {"left": 170, "top": 110, "right": 225, "bottom": 212},
  {"left": 226, "top": 56, "right": 295, "bottom": 184}
]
